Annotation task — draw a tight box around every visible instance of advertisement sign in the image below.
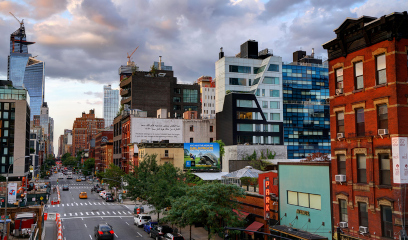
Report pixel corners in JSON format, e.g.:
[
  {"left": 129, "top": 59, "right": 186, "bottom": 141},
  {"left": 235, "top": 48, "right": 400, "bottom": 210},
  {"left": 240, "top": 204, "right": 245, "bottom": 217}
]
[
  {"left": 392, "top": 137, "right": 408, "bottom": 184},
  {"left": 264, "top": 178, "right": 270, "bottom": 220},
  {"left": 184, "top": 143, "right": 220, "bottom": 171},
  {"left": 131, "top": 117, "right": 183, "bottom": 144},
  {"left": 8, "top": 183, "right": 17, "bottom": 204}
]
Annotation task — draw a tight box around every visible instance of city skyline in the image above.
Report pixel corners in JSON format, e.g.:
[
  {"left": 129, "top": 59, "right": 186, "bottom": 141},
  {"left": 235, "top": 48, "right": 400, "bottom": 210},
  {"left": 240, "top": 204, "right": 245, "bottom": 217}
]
[{"left": 0, "top": 0, "right": 407, "bottom": 152}]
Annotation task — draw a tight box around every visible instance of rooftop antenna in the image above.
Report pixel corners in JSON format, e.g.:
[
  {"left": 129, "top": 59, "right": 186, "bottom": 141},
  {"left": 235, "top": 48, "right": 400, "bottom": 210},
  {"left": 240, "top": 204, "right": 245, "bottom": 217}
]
[
  {"left": 9, "top": 12, "right": 24, "bottom": 27},
  {"left": 126, "top": 46, "right": 139, "bottom": 66}
]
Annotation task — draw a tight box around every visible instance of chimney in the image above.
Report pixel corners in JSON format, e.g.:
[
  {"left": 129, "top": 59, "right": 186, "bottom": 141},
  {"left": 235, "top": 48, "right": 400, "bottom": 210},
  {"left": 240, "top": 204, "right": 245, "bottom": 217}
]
[
  {"left": 158, "top": 56, "right": 162, "bottom": 70},
  {"left": 311, "top": 48, "right": 315, "bottom": 58},
  {"left": 219, "top": 47, "right": 224, "bottom": 59}
]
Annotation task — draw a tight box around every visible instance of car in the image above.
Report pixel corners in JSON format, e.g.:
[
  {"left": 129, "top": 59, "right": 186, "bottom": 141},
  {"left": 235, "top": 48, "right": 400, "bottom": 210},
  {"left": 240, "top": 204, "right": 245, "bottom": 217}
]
[
  {"left": 103, "top": 192, "right": 112, "bottom": 200},
  {"left": 99, "top": 191, "right": 106, "bottom": 198},
  {"left": 134, "top": 214, "right": 152, "bottom": 227},
  {"left": 76, "top": 178, "right": 81, "bottom": 182},
  {"left": 79, "top": 192, "right": 88, "bottom": 199},
  {"left": 143, "top": 221, "right": 158, "bottom": 234},
  {"left": 150, "top": 225, "right": 173, "bottom": 239},
  {"left": 94, "top": 224, "right": 114, "bottom": 240},
  {"left": 44, "top": 176, "right": 49, "bottom": 179},
  {"left": 105, "top": 195, "right": 114, "bottom": 202},
  {"left": 162, "top": 233, "right": 185, "bottom": 240},
  {"left": 62, "top": 185, "right": 69, "bottom": 191},
  {"left": 96, "top": 187, "right": 104, "bottom": 193},
  {"left": 81, "top": 177, "right": 86, "bottom": 181}
]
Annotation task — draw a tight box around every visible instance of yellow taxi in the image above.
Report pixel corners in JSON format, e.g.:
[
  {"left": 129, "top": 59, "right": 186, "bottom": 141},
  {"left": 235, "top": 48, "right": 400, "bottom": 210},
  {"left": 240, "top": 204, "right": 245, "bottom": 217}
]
[
  {"left": 79, "top": 192, "right": 87, "bottom": 199},
  {"left": 76, "top": 178, "right": 81, "bottom": 182}
]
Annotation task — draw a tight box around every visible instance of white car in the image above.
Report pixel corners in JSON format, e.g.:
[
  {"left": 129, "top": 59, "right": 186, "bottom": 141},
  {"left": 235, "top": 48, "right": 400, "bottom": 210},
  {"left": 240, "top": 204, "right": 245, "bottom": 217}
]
[
  {"left": 99, "top": 191, "right": 106, "bottom": 198},
  {"left": 133, "top": 214, "right": 152, "bottom": 227}
]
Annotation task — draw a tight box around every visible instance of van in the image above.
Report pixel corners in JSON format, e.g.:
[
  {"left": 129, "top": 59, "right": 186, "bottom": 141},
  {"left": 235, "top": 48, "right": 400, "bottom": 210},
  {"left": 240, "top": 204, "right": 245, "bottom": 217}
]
[{"left": 58, "top": 173, "right": 64, "bottom": 179}]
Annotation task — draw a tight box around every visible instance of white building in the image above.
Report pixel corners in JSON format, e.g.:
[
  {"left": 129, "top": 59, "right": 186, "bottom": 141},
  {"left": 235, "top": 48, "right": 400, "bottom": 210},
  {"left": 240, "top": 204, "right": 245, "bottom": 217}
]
[
  {"left": 196, "top": 76, "right": 216, "bottom": 119},
  {"left": 183, "top": 118, "right": 216, "bottom": 143}
]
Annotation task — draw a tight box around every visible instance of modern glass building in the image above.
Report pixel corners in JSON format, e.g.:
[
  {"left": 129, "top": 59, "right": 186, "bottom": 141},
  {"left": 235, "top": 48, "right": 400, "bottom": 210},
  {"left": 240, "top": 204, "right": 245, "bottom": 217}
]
[
  {"left": 103, "top": 85, "right": 119, "bottom": 127},
  {"left": 282, "top": 51, "right": 330, "bottom": 159},
  {"left": 8, "top": 23, "right": 45, "bottom": 120}
]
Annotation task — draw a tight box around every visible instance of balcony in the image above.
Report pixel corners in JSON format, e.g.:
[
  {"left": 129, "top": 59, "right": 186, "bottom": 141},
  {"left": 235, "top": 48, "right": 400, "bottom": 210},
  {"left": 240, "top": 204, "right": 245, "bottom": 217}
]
[
  {"left": 121, "top": 97, "right": 131, "bottom": 105},
  {"left": 120, "top": 88, "right": 130, "bottom": 97},
  {"left": 120, "top": 76, "right": 132, "bottom": 88}
]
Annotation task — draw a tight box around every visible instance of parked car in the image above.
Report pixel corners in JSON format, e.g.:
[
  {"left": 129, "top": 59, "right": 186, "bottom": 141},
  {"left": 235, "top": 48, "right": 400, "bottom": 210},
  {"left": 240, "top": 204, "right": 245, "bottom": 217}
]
[
  {"left": 79, "top": 192, "right": 88, "bottom": 199},
  {"left": 162, "top": 233, "right": 185, "bottom": 240},
  {"left": 143, "top": 221, "right": 158, "bottom": 234},
  {"left": 99, "top": 191, "right": 106, "bottom": 198},
  {"left": 94, "top": 224, "right": 114, "bottom": 240},
  {"left": 96, "top": 187, "right": 104, "bottom": 193},
  {"left": 81, "top": 177, "right": 86, "bottom": 181},
  {"left": 62, "top": 185, "right": 69, "bottom": 191},
  {"left": 103, "top": 192, "right": 112, "bottom": 200},
  {"left": 150, "top": 225, "right": 173, "bottom": 239},
  {"left": 105, "top": 195, "right": 114, "bottom": 202},
  {"left": 134, "top": 214, "right": 152, "bottom": 227}
]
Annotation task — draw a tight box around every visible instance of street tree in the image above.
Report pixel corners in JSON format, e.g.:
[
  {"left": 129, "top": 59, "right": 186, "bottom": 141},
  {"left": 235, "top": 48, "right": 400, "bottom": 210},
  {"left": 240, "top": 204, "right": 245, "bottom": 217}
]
[
  {"left": 162, "top": 182, "right": 246, "bottom": 240},
  {"left": 99, "top": 164, "right": 125, "bottom": 189},
  {"left": 82, "top": 158, "right": 95, "bottom": 176}
]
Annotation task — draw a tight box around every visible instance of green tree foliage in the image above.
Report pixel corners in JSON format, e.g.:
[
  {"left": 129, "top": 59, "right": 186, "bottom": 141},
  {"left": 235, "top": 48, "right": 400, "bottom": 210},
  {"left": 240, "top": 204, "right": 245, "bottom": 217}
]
[
  {"left": 82, "top": 158, "right": 95, "bottom": 176},
  {"left": 240, "top": 177, "right": 258, "bottom": 186},
  {"left": 62, "top": 156, "right": 78, "bottom": 167},
  {"left": 99, "top": 164, "right": 125, "bottom": 189},
  {"left": 243, "top": 150, "right": 275, "bottom": 171},
  {"left": 162, "top": 182, "right": 246, "bottom": 240},
  {"left": 61, "top": 153, "right": 71, "bottom": 162}
]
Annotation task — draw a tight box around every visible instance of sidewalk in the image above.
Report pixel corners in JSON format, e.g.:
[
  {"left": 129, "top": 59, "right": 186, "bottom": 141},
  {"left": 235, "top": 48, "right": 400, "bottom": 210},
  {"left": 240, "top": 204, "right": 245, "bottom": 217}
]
[
  {"left": 122, "top": 198, "right": 223, "bottom": 240},
  {"left": 44, "top": 220, "right": 57, "bottom": 240}
]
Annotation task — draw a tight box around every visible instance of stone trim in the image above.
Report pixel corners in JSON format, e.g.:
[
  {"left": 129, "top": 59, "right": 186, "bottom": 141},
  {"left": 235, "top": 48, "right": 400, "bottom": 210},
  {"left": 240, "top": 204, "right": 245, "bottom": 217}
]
[
  {"left": 354, "top": 195, "right": 369, "bottom": 207},
  {"left": 351, "top": 101, "right": 365, "bottom": 110},
  {"left": 332, "top": 62, "right": 344, "bottom": 71},
  {"left": 353, "top": 184, "right": 370, "bottom": 192},
  {"left": 334, "top": 150, "right": 347, "bottom": 156},
  {"left": 372, "top": 47, "right": 388, "bottom": 57},
  {"left": 353, "top": 148, "right": 367, "bottom": 156},
  {"left": 350, "top": 56, "right": 364, "bottom": 64},
  {"left": 375, "top": 149, "right": 391, "bottom": 154},
  {"left": 333, "top": 106, "right": 346, "bottom": 113},
  {"left": 373, "top": 97, "right": 389, "bottom": 106},
  {"left": 334, "top": 192, "right": 349, "bottom": 205},
  {"left": 376, "top": 197, "right": 394, "bottom": 212}
]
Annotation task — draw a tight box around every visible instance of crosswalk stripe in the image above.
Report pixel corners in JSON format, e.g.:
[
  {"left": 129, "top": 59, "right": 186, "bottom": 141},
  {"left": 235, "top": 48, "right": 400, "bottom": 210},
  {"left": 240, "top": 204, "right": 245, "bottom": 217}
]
[
  {"left": 75, "top": 213, "right": 78, "bottom": 216},
  {"left": 101, "top": 211, "right": 105, "bottom": 215},
  {"left": 112, "top": 211, "right": 116, "bottom": 215},
  {"left": 69, "top": 213, "right": 72, "bottom": 216},
  {"left": 64, "top": 214, "right": 66, "bottom": 217},
  {"left": 80, "top": 212, "right": 83, "bottom": 216},
  {"left": 96, "top": 212, "right": 100, "bottom": 215},
  {"left": 106, "top": 211, "right": 110, "bottom": 215},
  {"left": 80, "top": 203, "right": 83, "bottom": 206},
  {"left": 91, "top": 212, "right": 95, "bottom": 215},
  {"left": 86, "top": 212, "right": 89, "bottom": 215},
  {"left": 122, "top": 211, "right": 127, "bottom": 214},
  {"left": 62, "top": 204, "right": 64, "bottom": 207},
  {"left": 127, "top": 211, "right": 132, "bottom": 214}
]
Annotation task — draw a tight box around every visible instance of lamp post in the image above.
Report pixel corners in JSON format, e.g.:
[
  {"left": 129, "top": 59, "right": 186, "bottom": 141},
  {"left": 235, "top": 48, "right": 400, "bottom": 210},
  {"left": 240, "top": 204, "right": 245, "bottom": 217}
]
[{"left": 3, "top": 156, "right": 30, "bottom": 240}]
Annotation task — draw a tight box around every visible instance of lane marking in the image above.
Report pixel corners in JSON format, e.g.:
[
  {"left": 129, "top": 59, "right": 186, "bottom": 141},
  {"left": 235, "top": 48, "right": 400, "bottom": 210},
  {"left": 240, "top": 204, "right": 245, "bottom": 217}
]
[
  {"left": 89, "top": 234, "right": 92, "bottom": 239},
  {"left": 125, "top": 222, "right": 129, "bottom": 225},
  {"left": 114, "top": 233, "right": 118, "bottom": 238},
  {"left": 137, "top": 232, "right": 142, "bottom": 237},
  {"left": 84, "top": 224, "right": 87, "bottom": 228}
]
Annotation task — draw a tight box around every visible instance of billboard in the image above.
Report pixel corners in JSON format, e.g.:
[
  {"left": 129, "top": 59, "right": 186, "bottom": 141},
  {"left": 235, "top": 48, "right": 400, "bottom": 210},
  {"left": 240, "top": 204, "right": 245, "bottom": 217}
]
[
  {"left": 8, "top": 183, "right": 17, "bottom": 204},
  {"left": 131, "top": 117, "right": 183, "bottom": 144},
  {"left": 184, "top": 143, "right": 221, "bottom": 171},
  {"left": 392, "top": 137, "right": 408, "bottom": 184}
]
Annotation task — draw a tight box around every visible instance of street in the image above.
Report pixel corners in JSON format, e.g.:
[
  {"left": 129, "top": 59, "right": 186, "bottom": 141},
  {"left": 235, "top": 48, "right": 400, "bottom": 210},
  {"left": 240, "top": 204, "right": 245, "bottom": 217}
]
[{"left": 46, "top": 173, "right": 148, "bottom": 240}]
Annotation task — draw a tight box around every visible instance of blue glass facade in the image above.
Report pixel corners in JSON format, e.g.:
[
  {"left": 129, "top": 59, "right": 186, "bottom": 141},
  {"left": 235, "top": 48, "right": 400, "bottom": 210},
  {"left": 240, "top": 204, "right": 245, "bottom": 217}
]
[
  {"left": 8, "top": 53, "right": 30, "bottom": 87},
  {"left": 103, "top": 85, "right": 119, "bottom": 127},
  {"left": 282, "top": 63, "right": 330, "bottom": 159},
  {"left": 24, "top": 60, "right": 45, "bottom": 118}
]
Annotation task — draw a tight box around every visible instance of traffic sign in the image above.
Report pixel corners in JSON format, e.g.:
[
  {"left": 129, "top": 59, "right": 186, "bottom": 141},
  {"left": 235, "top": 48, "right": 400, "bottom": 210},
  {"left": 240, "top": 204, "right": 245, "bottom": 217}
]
[{"left": 40, "top": 196, "right": 44, "bottom": 200}]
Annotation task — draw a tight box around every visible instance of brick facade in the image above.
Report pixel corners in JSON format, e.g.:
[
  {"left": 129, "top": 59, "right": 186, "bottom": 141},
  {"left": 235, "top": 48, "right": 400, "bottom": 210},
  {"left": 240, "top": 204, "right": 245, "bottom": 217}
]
[
  {"left": 72, "top": 109, "right": 104, "bottom": 155},
  {"left": 323, "top": 13, "right": 408, "bottom": 239}
]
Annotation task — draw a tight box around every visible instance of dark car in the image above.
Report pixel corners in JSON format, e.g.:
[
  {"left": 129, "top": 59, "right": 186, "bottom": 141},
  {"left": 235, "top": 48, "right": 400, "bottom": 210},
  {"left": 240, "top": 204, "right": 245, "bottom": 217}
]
[
  {"left": 150, "top": 225, "right": 173, "bottom": 239},
  {"left": 44, "top": 176, "right": 49, "bottom": 179},
  {"left": 162, "top": 233, "right": 185, "bottom": 240},
  {"left": 94, "top": 224, "right": 114, "bottom": 240},
  {"left": 143, "top": 221, "right": 158, "bottom": 234},
  {"left": 96, "top": 187, "right": 105, "bottom": 193},
  {"left": 105, "top": 195, "right": 114, "bottom": 202},
  {"left": 62, "top": 185, "right": 69, "bottom": 191}
]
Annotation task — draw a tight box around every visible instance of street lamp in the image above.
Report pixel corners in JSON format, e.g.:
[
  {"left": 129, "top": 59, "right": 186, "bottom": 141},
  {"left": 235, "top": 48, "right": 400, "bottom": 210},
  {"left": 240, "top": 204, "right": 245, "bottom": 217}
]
[{"left": 3, "top": 156, "right": 30, "bottom": 240}]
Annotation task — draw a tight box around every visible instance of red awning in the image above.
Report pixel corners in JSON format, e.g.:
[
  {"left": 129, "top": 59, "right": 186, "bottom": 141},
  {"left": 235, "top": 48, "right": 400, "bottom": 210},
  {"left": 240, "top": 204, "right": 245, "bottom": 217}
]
[
  {"left": 245, "top": 221, "right": 264, "bottom": 235},
  {"left": 233, "top": 209, "right": 250, "bottom": 219}
]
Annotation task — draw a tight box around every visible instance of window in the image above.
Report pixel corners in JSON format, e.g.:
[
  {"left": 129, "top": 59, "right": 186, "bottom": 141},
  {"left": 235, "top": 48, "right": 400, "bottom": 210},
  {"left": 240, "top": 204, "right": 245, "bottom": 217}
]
[
  {"left": 210, "top": 138, "right": 213, "bottom": 142},
  {"left": 270, "top": 113, "right": 280, "bottom": 121},
  {"left": 237, "top": 112, "right": 253, "bottom": 119},
  {"left": 253, "top": 65, "right": 266, "bottom": 74},
  {"left": 263, "top": 77, "right": 279, "bottom": 84},
  {"left": 270, "top": 125, "right": 279, "bottom": 132},
  {"left": 173, "top": 97, "right": 181, "bottom": 102},
  {"left": 381, "top": 206, "right": 393, "bottom": 238},
  {"left": 165, "top": 150, "right": 169, "bottom": 157},
  {"left": 339, "top": 199, "right": 348, "bottom": 222},
  {"left": 263, "top": 136, "right": 268, "bottom": 144},
  {"left": 298, "top": 193, "right": 309, "bottom": 208},
  {"left": 288, "top": 191, "right": 298, "bottom": 205},
  {"left": 356, "top": 108, "right": 365, "bottom": 136},
  {"left": 336, "top": 68, "right": 343, "bottom": 91},
  {"left": 270, "top": 101, "right": 279, "bottom": 109},
  {"left": 183, "top": 89, "right": 198, "bottom": 103},
  {"left": 376, "top": 54, "right": 387, "bottom": 85},
  {"left": 358, "top": 202, "right": 368, "bottom": 227},
  {"left": 270, "top": 90, "right": 279, "bottom": 97},
  {"left": 287, "top": 191, "right": 321, "bottom": 210},
  {"left": 263, "top": 125, "right": 268, "bottom": 132},
  {"left": 268, "top": 64, "right": 279, "bottom": 72},
  {"left": 255, "top": 89, "right": 260, "bottom": 96},
  {"left": 229, "top": 65, "right": 251, "bottom": 73},
  {"left": 272, "top": 136, "right": 280, "bottom": 144},
  {"left": 174, "top": 88, "right": 181, "bottom": 94},
  {"left": 210, "top": 126, "right": 213, "bottom": 132},
  {"left": 229, "top": 78, "right": 246, "bottom": 86},
  {"left": 237, "top": 100, "right": 254, "bottom": 108},
  {"left": 354, "top": 61, "right": 364, "bottom": 90},
  {"left": 190, "top": 125, "right": 194, "bottom": 132},
  {"left": 378, "top": 104, "right": 388, "bottom": 130},
  {"left": 379, "top": 154, "right": 391, "bottom": 185},
  {"left": 262, "top": 101, "right": 268, "bottom": 108},
  {"left": 337, "top": 112, "right": 344, "bottom": 133},
  {"left": 190, "top": 138, "right": 194, "bottom": 143},
  {"left": 338, "top": 154, "right": 346, "bottom": 175},
  {"left": 309, "top": 194, "right": 321, "bottom": 210},
  {"left": 357, "top": 154, "right": 367, "bottom": 183},
  {"left": 253, "top": 78, "right": 261, "bottom": 85},
  {"left": 237, "top": 124, "right": 253, "bottom": 132},
  {"left": 255, "top": 124, "right": 261, "bottom": 132}
]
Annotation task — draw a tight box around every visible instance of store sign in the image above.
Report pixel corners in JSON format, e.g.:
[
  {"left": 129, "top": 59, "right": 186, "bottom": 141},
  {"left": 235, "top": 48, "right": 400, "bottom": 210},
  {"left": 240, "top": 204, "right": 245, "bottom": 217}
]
[
  {"left": 183, "top": 143, "right": 220, "bottom": 171},
  {"left": 8, "top": 183, "right": 17, "bottom": 204},
  {"left": 296, "top": 209, "right": 310, "bottom": 216},
  {"left": 264, "top": 177, "right": 270, "bottom": 220},
  {"left": 392, "top": 137, "right": 408, "bottom": 184}
]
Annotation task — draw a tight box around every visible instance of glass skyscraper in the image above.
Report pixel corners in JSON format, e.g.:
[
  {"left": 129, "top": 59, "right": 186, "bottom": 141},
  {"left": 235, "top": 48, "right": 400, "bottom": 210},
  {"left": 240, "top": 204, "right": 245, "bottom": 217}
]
[
  {"left": 7, "top": 22, "right": 45, "bottom": 120},
  {"left": 282, "top": 60, "right": 330, "bottom": 159},
  {"left": 103, "top": 85, "right": 119, "bottom": 127}
]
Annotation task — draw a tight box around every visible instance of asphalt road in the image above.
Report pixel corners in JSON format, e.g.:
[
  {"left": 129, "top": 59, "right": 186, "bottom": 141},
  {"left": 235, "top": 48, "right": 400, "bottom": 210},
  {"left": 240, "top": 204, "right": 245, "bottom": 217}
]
[{"left": 46, "top": 173, "right": 149, "bottom": 240}]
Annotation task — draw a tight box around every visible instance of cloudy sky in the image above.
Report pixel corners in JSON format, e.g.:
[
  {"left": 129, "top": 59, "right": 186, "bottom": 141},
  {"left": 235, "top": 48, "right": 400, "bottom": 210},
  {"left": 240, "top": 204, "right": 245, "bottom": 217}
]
[{"left": 0, "top": 0, "right": 407, "bottom": 153}]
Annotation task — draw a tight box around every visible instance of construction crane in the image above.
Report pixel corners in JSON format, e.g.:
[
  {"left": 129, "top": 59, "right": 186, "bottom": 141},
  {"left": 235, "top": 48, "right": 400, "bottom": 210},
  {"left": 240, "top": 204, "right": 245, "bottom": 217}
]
[
  {"left": 126, "top": 46, "right": 139, "bottom": 66},
  {"left": 9, "top": 12, "right": 24, "bottom": 27}
]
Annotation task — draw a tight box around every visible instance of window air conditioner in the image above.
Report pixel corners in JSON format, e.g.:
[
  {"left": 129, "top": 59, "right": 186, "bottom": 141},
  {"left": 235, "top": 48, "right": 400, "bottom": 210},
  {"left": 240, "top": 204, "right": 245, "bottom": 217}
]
[
  {"left": 335, "top": 89, "right": 343, "bottom": 95},
  {"left": 337, "top": 133, "right": 344, "bottom": 139},
  {"left": 378, "top": 129, "right": 389, "bottom": 135},
  {"left": 359, "top": 226, "right": 368, "bottom": 234},
  {"left": 335, "top": 174, "right": 346, "bottom": 183},
  {"left": 339, "top": 222, "right": 348, "bottom": 228}
]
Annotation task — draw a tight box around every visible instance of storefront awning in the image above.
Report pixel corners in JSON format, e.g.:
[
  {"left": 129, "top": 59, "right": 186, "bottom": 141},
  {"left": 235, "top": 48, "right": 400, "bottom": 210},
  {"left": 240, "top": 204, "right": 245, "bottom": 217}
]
[
  {"left": 233, "top": 209, "right": 250, "bottom": 219},
  {"left": 270, "top": 225, "right": 328, "bottom": 240},
  {"left": 245, "top": 221, "right": 264, "bottom": 235}
]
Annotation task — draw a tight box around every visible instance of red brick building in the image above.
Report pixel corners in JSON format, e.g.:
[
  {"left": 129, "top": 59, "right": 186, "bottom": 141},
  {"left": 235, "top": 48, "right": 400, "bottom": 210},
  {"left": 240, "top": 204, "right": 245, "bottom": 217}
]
[
  {"left": 95, "top": 129, "right": 113, "bottom": 172},
  {"left": 323, "top": 12, "right": 408, "bottom": 239},
  {"left": 121, "top": 116, "right": 131, "bottom": 173},
  {"left": 72, "top": 109, "right": 104, "bottom": 156}
]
